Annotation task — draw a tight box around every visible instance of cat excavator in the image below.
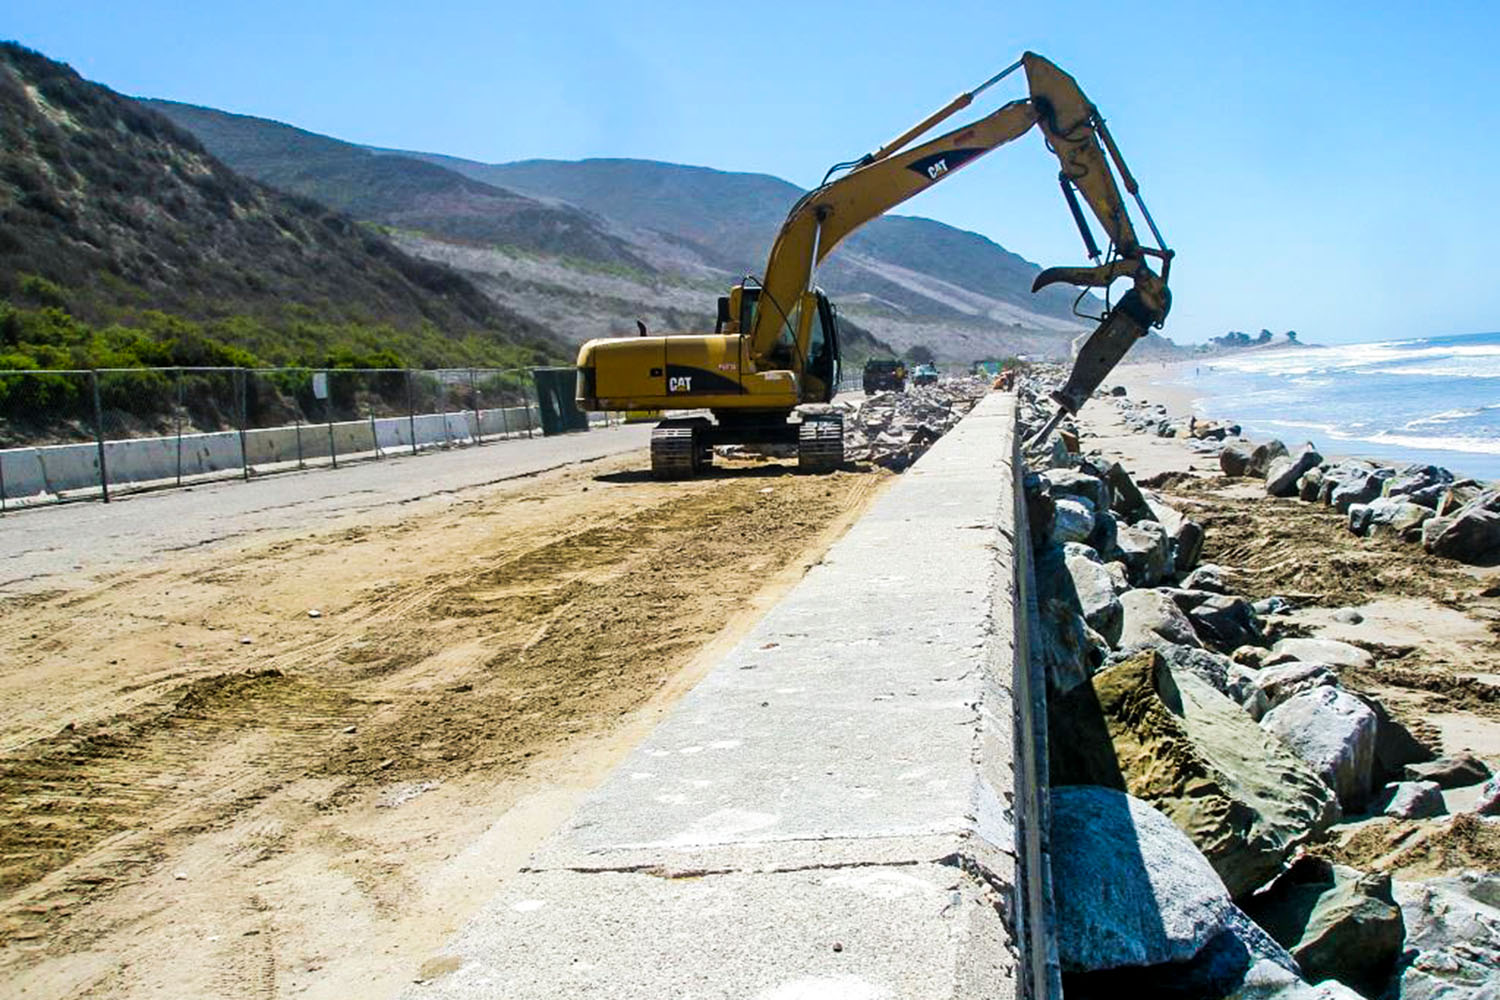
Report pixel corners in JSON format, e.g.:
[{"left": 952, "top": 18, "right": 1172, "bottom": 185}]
[{"left": 574, "top": 52, "right": 1173, "bottom": 477}]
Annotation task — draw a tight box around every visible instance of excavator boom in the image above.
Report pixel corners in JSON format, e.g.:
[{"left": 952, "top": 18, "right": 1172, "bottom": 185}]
[{"left": 747, "top": 52, "right": 1171, "bottom": 373}]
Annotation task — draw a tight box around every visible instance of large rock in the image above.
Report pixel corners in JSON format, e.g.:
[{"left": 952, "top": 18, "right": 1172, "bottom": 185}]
[
  {"left": 1035, "top": 544, "right": 1105, "bottom": 692},
  {"left": 1266, "top": 444, "right": 1323, "bottom": 498},
  {"left": 1173, "top": 519, "right": 1205, "bottom": 573},
  {"left": 1248, "top": 440, "right": 1289, "bottom": 478},
  {"left": 1349, "top": 496, "right": 1433, "bottom": 541},
  {"left": 1248, "top": 661, "right": 1338, "bottom": 721},
  {"left": 1404, "top": 753, "right": 1493, "bottom": 789},
  {"left": 1390, "top": 872, "right": 1500, "bottom": 1000},
  {"left": 1120, "top": 588, "right": 1202, "bottom": 649},
  {"left": 1105, "top": 461, "right": 1154, "bottom": 524},
  {"left": 1050, "top": 652, "right": 1340, "bottom": 897},
  {"left": 1474, "top": 776, "right": 1500, "bottom": 815},
  {"left": 1299, "top": 466, "right": 1326, "bottom": 503},
  {"left": 1182, "top": 563, "right": 1229, "bottom": 594},
  {"left": 1314, "top": 462, "right": 1372, "bottom": 506},
  {"left": 1384, "top": 463, "right": 1454, "bottom": 508},
  {"left": 1068, "top": 553, "right": 1125, "bottom": 646},
  {"left": 1271, "top": 638, "right": 1372, "bottom": 670},
  {"left": 1330, "top": 468, "right": 1396, "bottom": 514},
  {"left": 1050, "top": 785, "right": 1235, "bottom": 972},
  {"left": 1240, "top": 857, "right": 1405, "bottom": 996},
  {"left": 1186, "top": 595, "right": 1263, "bottom": 653},
  {"left": 1048, "top": 468, "right": 1112, "bottom": 513},
  {"left": 1053, "top": 497, "right": 1097, "bottom": 545},
  {"left": 1423, "top": 497, "right": 1500, "bottom": 564},
  {"left": 1381, "top": 780, "right": 1447, "bottom": 819},
  {"left": 1221, "top": 440, "right": 1254, "bottom": 478},
  {"left": 1261, "top": 687, "right": 1379, "bottom": 810},
  {"left": 1117, "top": 521, "right": 1172, "bottom": 586}
]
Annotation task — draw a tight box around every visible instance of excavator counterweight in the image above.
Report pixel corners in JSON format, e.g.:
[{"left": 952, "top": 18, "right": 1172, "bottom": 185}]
[{"left": 575, "top": 52, "right": 1173, "bottom": 478}]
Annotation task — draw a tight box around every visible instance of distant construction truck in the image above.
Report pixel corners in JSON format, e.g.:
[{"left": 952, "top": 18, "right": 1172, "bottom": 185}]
[
  {"left": 862, "top": 359, "right": 907, "bottom": 393},
  {"left": 911, "top": 363, "right": 940, "bottom": 387}
]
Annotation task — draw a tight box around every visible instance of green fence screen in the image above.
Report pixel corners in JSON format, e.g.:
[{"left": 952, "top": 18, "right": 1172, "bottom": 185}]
[{"left": 532, "top": 367, "right": 590, "bottom": 436}]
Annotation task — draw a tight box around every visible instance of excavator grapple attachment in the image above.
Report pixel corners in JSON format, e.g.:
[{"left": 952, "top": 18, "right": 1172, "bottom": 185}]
[
  {"left": 1049, "top": 289, "right": 1157, "bottom": 417},
  {"left": 1026, "top": 288, "right": 1162, "bottom": 450}
]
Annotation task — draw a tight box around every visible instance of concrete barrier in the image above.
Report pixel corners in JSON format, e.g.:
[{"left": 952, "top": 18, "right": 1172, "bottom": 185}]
[
  {"left": 0, "top": 405, "right": 540, "bottom": 503},
  {"left": 403, "top": 392, "right": 1058, "bottom": 1000}
]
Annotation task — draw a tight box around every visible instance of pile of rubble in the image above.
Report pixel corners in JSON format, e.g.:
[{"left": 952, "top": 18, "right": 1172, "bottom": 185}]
[
  {"left": 1216, "top": 437, "right": 1500, "bottom": 565},
  {"left": 836, "top": 376, "right": 989, "bottom": 470},
  {"left": 1110, "top": 393, "right": 1500, "bottom": 568}
]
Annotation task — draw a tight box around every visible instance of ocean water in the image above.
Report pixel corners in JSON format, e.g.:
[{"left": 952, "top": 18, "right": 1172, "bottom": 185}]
[{"left": 1159, "top": 330, "right": 1500, "bottom": 481}]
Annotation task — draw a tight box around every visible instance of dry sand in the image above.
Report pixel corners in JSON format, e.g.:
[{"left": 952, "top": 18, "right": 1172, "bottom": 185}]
[
  {"left": 1075, "top": 388, "right": 1500, "bottom": 881},
  {"left": 0, "top": 452, "right": 890, "bottom": 999}
]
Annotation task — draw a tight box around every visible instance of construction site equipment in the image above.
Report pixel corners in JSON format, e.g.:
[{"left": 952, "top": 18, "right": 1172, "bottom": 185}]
[
  {"left": 862, "top": 359, "right": 907, "bottom": 394},
  {"left": 533, "top": 367, "right": 590, "bottom": 436},
  {"left": 575, "top": 52, "right": 1173, "bottom": 478}
]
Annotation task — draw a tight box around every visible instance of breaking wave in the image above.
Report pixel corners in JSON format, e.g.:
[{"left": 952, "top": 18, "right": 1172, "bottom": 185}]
[{"left": 1179, "top": 330, "right": 1500, "bottom": 479}]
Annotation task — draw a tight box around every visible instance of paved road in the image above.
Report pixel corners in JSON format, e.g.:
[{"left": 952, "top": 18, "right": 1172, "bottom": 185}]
[{"left": 0, "top": 425, "right": 653, "bottom": 593}]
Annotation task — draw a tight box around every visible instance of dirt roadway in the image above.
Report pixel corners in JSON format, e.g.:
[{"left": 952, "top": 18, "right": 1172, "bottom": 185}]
[{"left": 0, "top": 451, "right": 890, "bottom": 999}]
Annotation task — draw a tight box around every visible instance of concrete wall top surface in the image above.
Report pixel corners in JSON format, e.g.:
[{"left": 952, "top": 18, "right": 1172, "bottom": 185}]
[{"left": 405, "top": 392, "right": 1032, "bottom": 1000}]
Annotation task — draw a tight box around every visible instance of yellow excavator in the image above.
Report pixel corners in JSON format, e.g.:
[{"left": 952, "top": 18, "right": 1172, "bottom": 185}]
[{"left": 575, "top": 52, "right": 1173, "bottom": 477}]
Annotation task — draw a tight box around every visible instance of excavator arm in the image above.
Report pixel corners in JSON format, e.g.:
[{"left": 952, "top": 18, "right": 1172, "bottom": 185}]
[{"left": 744, "top": 52, "right": 1172, "bottom": 424}]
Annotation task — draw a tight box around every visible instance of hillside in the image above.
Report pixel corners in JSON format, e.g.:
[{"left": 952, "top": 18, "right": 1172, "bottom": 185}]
[
  {"left": 133, "top": 98, "right": 1108, "bottom": 360},
  {"left": 0, "top": 42, "right": 556, "bottom": 369},
  {"left": 143, "top": 100, "right": 650, "bottom": 270},
  {"left": 387, "top": 155, "right": 1099, "bottom": 333}
]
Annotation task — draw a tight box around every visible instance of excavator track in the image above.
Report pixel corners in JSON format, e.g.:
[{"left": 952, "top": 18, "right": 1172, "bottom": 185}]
[
  {"left": 798, "top": 415, "right": 844, "bottom": 473},
  {"left": 650, "top": 423, "right": 699, "bottom": 480}
]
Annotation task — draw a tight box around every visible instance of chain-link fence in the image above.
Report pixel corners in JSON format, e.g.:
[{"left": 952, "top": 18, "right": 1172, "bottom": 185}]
[{"left": 0, "top": 366, "right": 605, "bottom": 510}]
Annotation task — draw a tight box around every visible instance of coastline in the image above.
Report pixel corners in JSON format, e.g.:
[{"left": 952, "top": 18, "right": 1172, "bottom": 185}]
[{"left": 1107, "top": 356, "right": 1500, "bottom": 483}]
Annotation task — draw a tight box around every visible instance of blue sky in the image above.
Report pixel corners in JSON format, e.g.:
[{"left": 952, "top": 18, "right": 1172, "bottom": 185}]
[{"left": 9, "top": 1, "right": 1499, "bottom": 345}]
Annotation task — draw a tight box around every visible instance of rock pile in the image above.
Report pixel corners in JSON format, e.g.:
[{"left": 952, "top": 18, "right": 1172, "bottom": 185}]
[
  {"left": 1107, "top": 395, "right": 1500, "bottom": 565},
  {"left": 835, "top": 377, "right": 989, "bottom": 470},
  {"left": 1020, "top": 377, "right": 1500, "bottom": 1000},
  {"left": 1107, "top": 393, "right": 1244, "bottom": 459},
  {"left": 1199, "top": 428, "right": 1500, "bottom": 566}
]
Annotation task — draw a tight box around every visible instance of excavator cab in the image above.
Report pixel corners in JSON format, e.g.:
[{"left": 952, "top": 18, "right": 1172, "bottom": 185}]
[
  {"left": 805, "top": 291, "right": 841, "bottom": 403},
  {"left": 714, "top": 284, "right": 758, "bottom": 336},
  {"left": 713, "top": 284, "right": 840, "bottom": 403}
]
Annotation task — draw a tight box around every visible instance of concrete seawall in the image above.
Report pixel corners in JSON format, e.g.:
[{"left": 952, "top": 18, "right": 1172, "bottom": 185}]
[{"left": 404, "top": 392, "right": 1057, "bottom": 999}]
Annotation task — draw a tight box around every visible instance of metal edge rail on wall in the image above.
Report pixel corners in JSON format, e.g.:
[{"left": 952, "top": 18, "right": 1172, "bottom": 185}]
[
  {"left": 1007, "top": 396, "right": 1063, "bottom": 1000},
  {"left": 0, "top": 366, "right": 612, "bottom": 512}
]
